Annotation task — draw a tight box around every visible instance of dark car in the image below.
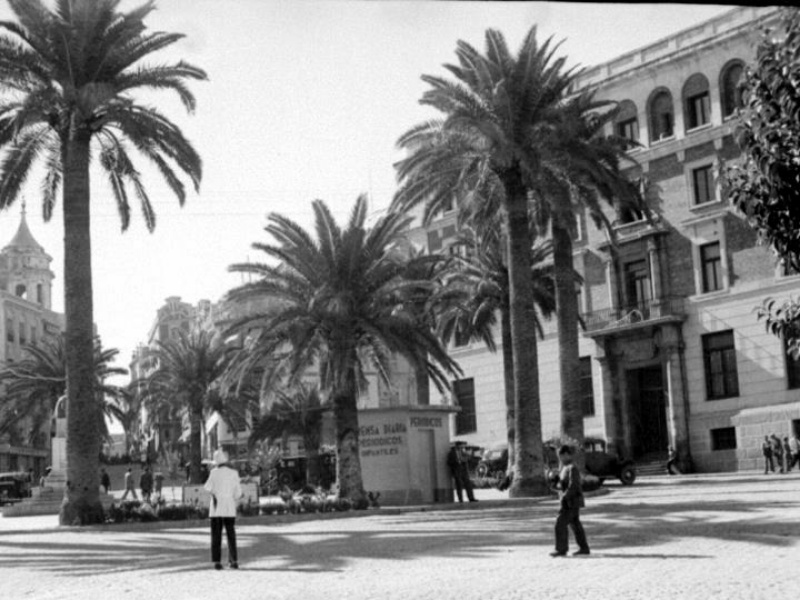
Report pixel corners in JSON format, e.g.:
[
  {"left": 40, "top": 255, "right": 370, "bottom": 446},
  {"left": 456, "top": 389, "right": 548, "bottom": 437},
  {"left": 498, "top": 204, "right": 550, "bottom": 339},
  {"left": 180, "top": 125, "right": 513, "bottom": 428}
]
[
  {"left": 545, "top": 438, "right": 636, "bottom": 486},
  {"left": 478, "top": 438, "right": 637, "bottom": 486},
  {"left": 475, "top": 443, "right": 509, "bottom": 479},
  {"left": 0, "top": 471, "right": 32, "bottom": 505}
]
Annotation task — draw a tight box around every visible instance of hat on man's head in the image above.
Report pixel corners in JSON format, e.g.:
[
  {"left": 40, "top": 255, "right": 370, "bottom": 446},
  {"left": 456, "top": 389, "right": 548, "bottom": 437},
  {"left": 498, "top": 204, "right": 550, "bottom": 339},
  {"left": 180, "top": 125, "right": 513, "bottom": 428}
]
[{"left": 213, "top": 448, "right": 229, "bottom": 466}]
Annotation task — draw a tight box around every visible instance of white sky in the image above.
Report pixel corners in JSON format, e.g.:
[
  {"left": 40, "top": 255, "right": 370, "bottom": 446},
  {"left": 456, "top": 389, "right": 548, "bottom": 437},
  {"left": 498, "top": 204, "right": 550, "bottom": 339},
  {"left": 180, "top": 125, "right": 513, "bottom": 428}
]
[{"left": 0, "top": 1, "right": 736, "bottom": 376}]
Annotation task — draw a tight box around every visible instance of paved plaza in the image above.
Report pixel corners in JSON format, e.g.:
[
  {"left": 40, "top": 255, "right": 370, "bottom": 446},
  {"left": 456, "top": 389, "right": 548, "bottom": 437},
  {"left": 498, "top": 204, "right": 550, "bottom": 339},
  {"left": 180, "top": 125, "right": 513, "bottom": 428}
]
[{"left": 1, "top": 472, "right": 798, "bottom": 600}]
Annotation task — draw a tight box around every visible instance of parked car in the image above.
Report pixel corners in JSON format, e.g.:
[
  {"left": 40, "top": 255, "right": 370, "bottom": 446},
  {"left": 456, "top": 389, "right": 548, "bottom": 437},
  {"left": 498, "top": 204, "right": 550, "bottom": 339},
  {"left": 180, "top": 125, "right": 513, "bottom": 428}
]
[
  {"left": 477, "top": 437, "right": 637, "bottom": 486},
  {"left": 0, "top": 471, "right": 32, "bottom": 505},
  {"left": 475, "top": 443, "right": 508, "bottom": 479},
  {"left": 544, "top": 437, "right": 637, "bottom": 486}
]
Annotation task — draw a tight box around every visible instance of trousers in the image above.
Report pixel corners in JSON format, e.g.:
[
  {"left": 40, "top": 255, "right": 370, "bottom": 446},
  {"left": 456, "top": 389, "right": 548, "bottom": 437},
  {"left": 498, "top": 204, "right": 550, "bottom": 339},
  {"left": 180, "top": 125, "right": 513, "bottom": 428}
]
[
  {"left": 210, "top": 517, "right": 238, "bottom": 564},
  {"left": 554, "top": 505, "right": 589, "bottom": 554},
  {"left": 452, "top": 469, "right": 475, "bottom": 502}
]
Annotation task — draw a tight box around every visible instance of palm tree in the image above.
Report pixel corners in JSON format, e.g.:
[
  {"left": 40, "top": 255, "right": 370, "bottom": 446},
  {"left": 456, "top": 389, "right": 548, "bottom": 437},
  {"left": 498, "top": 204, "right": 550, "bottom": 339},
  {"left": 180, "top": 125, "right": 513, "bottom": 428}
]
[
  {"left": 0, "top": 336, "right": 128, "bottom": 447},
  {"left": 107, "top": 388, "right": 141, "bottom": 460},
  {"left": 438, "top": 220, "right": 556, "bottom": 473},
  {"left": 0, "top": 1, "right": 205, "bottom": 524},
  {"left": 226, "top": 195, "right": 459, "bottom": 504},
  {"left": 532, "top": 91, "right": 641, "bottom": 460},
  {"left": 142, "top": 328, "right": 235, "bottom": 485},
  {"left": 393, "top": 28, "right": 577, "bottom": 496},
  {"left": 249, "top": 383, "right": 328, "bottom": 487}
]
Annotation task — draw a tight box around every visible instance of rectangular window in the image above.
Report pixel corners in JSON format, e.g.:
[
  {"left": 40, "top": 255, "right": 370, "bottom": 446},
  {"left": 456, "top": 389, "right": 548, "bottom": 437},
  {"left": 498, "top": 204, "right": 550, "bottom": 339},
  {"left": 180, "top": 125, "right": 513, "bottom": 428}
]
[
  {"left": 36, "top": 284, "right": 43, "bottom": 304},
  {"left": 785, "top": 339, "right": 800, "bottom": 390},
  {"left": 158, "top": 324, "right": 169, "bottom": 341},
  {"left": 692, "top": 165, "right": 715, "bottom": 205},
  {"left": 703, "top": 331, "right": 739, "bottom": 400},
  {"left": 18, "top": 322, "right": 26, "bottom": 345},
  {"left": 426, "top": 230, "right": 442, "bottom": 253},
  {"left": 624, "top": 259, "right": 651, "bottom": 308},
  {"left": 453, "top": 326, "right": 471, "bottom": 348},
  {"left": 688, "top": 92, "right": 711, "bottom": 128},
  {"left": 30, "top": 326, "right": 37, "bottom": 347},
  {"left": 617, "top": 118, "right": 639, "bottom": 142},
  {"left": 6, "top": 318, "right": 13, "bottom": 343},
  {"left": 580, "top": 357, "right": 595, "bottom": 417},
  {"left": 454, "top": 378, "right": 477, "bottom": 435},
  {"left": 700, "top": 242, "right": 723, "bottom": 293},
  {"left": 711, "top": 427, "right": 737, "bottom": 451}
]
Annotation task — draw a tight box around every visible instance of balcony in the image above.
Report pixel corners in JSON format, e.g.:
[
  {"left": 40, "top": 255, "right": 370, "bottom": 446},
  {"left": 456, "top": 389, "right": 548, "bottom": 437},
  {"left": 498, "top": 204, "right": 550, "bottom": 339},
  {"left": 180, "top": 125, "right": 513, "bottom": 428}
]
[{"left": 583, "top": 296, "right": 685, "bottom": 336}]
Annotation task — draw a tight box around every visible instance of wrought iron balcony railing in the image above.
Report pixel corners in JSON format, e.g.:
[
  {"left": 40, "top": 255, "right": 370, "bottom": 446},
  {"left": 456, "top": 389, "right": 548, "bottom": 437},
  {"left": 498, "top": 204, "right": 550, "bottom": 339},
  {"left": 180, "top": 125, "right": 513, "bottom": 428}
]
[{"left": 582, "top": 296, "right": 685, "bottom": 334}]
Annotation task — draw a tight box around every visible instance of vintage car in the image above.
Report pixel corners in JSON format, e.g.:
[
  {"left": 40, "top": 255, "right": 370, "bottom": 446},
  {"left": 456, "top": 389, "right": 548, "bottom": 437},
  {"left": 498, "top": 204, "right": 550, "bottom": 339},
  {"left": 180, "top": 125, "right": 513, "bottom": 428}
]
[
  {"left": 545, "top": 438, "right": 637, "bottom": 486},
  {"left": 475, "top": 443, "right": 509, "bottom": 479},
  {"left": 477, "top": 437, "right": 637, "bottom": 486},
  {"left": 0, "top": 471, "right": 32, "bottom": 506}
]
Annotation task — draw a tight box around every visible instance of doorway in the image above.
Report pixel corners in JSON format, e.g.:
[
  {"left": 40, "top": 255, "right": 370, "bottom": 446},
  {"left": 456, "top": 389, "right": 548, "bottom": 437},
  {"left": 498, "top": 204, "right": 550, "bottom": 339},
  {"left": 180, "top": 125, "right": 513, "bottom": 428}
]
[
  {"left": 417, "top": 430, "right": 437, "bottom": 503},
  {"left": 627, "top": 365, "right": 669, "bottom": 459}
]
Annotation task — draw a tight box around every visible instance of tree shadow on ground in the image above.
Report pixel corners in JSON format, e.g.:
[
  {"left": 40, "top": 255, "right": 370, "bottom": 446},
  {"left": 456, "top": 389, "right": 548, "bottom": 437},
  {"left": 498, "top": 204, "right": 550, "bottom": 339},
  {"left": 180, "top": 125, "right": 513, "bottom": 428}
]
[{"left": 0, "top": 494, "right": 797, "bottom": 577}]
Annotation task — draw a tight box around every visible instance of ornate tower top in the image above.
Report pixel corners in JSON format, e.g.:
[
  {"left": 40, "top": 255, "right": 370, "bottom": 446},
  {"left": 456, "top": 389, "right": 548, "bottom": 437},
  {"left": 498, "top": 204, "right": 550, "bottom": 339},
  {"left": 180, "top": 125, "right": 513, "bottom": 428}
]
[{"left": 0, "top": 208, "right": 55, "bottom": 308}]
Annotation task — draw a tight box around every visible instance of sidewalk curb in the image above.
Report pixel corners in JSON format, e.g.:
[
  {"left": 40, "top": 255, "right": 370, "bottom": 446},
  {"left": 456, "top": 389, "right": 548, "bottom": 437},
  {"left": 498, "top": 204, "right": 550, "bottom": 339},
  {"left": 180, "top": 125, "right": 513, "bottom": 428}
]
[{"left": 0, "top": 486, "right": 612, "bottom": 534}]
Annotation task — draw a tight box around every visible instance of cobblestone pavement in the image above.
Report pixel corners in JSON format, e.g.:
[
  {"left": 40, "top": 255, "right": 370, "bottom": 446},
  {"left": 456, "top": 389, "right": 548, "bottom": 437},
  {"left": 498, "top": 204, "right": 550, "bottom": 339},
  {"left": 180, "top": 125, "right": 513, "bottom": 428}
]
[{"left": 1, "top": 472, "right": 798, "bottom": 600}]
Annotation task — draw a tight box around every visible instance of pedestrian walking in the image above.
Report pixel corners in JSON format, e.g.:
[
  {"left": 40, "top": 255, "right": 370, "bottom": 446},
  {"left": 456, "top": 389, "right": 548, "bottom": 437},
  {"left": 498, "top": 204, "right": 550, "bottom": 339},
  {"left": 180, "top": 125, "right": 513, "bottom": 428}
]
[
  {"left": 550, "top": 444, "right": 590, "bottom": 558},
  {"left": 762, "top": 436, "right": 774, "bottom": 474},
  {"left": 140, "top": 466, "right": 153, "bottom": 503},
  {"left": 447, "top": 442, "right": 477, "bottom": 503},
  {"left": 789, "top": 434, "right": 800, "bottom": 471},
  {"left": 782, "top": 437, "right": 793, "bottom": 472},
  {"left": 100, "top": 468, "right": 111, "bottom": 494},
  {"left": 121, "top": 467, "right": 138, "bottom": 500},
  {"left": 771, "top": 434, "right": 784, "bottom": 473},
  {"left": 204, "top": 449, "right": 243, "bottom": 570}
]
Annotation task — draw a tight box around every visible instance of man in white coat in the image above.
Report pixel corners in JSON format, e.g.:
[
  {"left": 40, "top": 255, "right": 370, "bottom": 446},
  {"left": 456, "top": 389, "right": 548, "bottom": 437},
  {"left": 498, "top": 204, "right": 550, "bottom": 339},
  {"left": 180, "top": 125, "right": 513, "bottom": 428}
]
[{"left": 204, "top": 449, "right": 243, "bottom": 570}]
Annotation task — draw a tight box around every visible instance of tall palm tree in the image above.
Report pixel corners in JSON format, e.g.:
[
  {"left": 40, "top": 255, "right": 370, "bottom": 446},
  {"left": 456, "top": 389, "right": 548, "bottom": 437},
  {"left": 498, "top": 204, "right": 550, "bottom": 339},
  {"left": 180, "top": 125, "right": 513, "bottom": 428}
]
[
  {"left": 0, "top": 0, "right": 205, "bottom": 524},
  {"left": 226, "top": 195, "right": 460, "bottom": 504},
  {"left": 249, "top": 383, "right": 328, "bottom": 487},
  {"left": 531, "top": 91, "right": 641, "bottom": 459},
  {"left": 142, "top": 328, "right": 234, "bottom": 485},
  {"left": 0, "top": 336, "right": 127, "bottom": 446},
  {"left": 393, "top": 28, "right": 577, "bottom": 496},
  {"left": 438, "top": 220, "right": 556, "bottom": 473}
]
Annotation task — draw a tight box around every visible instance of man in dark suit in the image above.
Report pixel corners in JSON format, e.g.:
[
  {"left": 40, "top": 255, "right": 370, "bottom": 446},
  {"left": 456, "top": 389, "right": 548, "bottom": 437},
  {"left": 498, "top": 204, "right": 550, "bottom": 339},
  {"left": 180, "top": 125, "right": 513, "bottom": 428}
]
[
  {"left": 447, "top": 442, "right": 477, "bottom": 503},
  {"left": 550, "top": 444, "right": 590, "bottom": 557}
]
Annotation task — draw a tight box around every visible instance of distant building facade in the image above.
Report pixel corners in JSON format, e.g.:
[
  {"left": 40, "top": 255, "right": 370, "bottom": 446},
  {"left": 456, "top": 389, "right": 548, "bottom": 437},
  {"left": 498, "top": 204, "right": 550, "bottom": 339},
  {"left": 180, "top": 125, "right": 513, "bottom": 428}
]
[
  {"left": 408, "top": 7, "right": 799, "bottom": 473},
  {"left": 0, "top": 212, "right": 64, "bottom": 477}
]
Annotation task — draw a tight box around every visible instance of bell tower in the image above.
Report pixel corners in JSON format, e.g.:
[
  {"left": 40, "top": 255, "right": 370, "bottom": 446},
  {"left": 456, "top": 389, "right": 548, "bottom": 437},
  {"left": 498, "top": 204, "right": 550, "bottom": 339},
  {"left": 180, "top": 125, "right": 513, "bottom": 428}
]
[{"left": 0, "top": 203, "right": 55, "bottom": 309}]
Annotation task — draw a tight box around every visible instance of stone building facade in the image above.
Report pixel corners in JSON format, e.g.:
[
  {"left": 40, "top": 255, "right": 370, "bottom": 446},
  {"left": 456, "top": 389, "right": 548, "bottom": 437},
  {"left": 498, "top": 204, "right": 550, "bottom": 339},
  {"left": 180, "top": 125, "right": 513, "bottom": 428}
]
[
  {"left": 0, "top": 212, "right": 64, "bottom": 477},
  {"left": 409, "top": 6, "right": 799, "bottom": 473}
]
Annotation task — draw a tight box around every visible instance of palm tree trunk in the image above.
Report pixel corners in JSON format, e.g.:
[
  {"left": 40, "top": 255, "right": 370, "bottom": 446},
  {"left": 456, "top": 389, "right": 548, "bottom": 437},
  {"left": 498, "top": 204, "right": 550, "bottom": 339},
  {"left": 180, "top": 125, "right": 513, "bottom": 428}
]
[
  {"left": 59, "top": 129, "right": 103, "bottom": 526},
  {"left": 503, "top": 178, "right": 547, "bottom": 497},
  {"left": 332, "top": 382, "right": 366, "bottom": 504},
  {"left": 500, "top": 305, "right": 515, "bottom": 471},
  {"left": 553, "top": 222, "right": 584, "bottom": 469},
  {"left": 189, "top": 406, "right": 203, "bottom": 484}
]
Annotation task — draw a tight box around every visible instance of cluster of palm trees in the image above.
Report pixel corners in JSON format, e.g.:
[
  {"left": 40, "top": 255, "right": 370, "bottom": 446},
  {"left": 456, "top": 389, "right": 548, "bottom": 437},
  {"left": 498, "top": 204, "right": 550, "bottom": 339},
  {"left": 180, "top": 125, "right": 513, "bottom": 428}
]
[{"left": 0, "top": 1, "right": 642, "bottom": 524}]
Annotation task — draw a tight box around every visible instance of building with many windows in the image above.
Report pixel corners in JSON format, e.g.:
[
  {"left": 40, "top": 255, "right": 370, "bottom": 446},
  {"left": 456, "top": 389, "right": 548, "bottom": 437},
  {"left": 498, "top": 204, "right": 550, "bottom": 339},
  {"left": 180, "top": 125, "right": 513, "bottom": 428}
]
[
  {"left": 0, "top": 211, "right": 64, "bottom": 477},
  {"left": 408, "top": 6, "right": 799, "bottom": 473}
]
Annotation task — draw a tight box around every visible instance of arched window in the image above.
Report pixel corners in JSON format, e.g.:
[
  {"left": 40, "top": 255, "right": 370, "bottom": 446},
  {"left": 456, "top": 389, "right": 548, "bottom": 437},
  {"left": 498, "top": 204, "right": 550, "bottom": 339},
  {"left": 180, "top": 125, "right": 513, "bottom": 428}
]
[
  {"left": 683, "top": 73, "right": 711, "bottom": 130},
  {"left": 649, "top": 89, "right": 674, "bottom": 141},
  {"left": 15, "top": 283, "right": 27, "bottom": 299},
  {"left": 615, "top": 100, "right": 639, "bottom": 143},
  {"left": 720, "top": 61, "right": 745, "bottom": 118}
]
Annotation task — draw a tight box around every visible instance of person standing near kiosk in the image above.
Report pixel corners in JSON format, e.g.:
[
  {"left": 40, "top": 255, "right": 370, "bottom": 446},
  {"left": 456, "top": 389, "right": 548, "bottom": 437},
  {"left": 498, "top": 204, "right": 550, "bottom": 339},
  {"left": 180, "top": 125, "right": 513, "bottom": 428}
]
[{"left": 447, "top": 442, "right": 477, "bottom": 503}]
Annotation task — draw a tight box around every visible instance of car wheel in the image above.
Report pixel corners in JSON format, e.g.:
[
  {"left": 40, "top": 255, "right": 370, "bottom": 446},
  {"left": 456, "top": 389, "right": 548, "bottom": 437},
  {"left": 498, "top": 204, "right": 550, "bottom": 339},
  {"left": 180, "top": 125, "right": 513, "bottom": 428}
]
[
  {"left": 619, "top": 466, "right": 636, "bottom": 486},
  {"left": 277, "top": 471, "right": 294, "bottom": 487},
  {"left": 598, "top": 477, "right": 606, "bottom": 486},
  {"left": 476, "top": 463, "right": 489, "bottom": 478}
]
